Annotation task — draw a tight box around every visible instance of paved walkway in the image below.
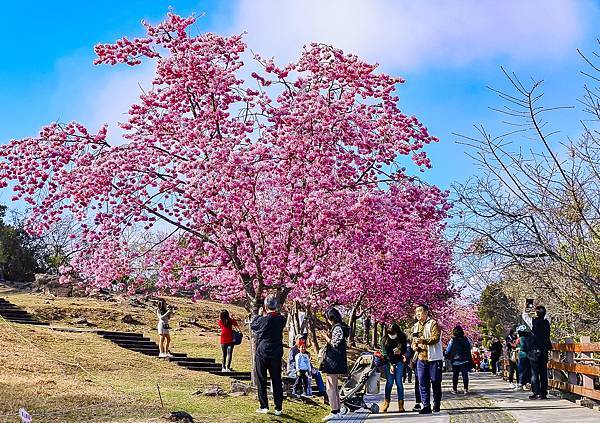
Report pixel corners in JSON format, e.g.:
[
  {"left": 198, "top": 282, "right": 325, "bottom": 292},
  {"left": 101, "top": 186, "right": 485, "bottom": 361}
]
[{"left": 334, "top": 372, "right": 599, "bottom": 422}]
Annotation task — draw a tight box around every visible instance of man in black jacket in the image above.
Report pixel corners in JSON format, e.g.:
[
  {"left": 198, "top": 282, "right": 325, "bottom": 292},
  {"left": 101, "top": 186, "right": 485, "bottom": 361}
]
[
  {"left": 522, "top": 305, "right": 552, "bottom": 399},
  {"left": 251, "top": 294, "right": 287, "bottom": 415}
]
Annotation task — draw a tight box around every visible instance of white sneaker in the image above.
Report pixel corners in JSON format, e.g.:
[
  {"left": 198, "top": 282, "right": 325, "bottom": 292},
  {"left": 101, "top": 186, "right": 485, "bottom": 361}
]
[
  {"left": 158, "top": 353, "right": 166, "bottom": 358},
  {"left": 509, "top": 383, "right": 516, "bottom": 389},
  {"left": 274, "top": 410, "right": 282, "bottom": 416},
  {"left": 165, "top": 353, "right": 173, "bottom": 358},
  {"left": 322, "top": 413, "right": 339, "bottom": 421},
  {"left": 256, "top": 408, "right": 269, "bottom": 414}
]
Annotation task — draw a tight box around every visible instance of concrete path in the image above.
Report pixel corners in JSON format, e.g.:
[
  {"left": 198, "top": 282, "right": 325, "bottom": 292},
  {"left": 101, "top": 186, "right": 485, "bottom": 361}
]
[{"left": 334, "top": 372, "right": 599, "bottom": 422}]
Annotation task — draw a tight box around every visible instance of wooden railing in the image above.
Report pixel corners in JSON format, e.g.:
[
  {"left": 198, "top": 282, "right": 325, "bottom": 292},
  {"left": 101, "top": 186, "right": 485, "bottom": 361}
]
[{"left": 548, "top": 336, "right": 600, "bottom": 401}]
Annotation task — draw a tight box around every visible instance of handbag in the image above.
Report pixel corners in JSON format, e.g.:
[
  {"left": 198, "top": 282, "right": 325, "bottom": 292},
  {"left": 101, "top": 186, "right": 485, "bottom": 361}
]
[
  {"left": 232, "top": 330, "right": 243, "bottom": 345},
  {"left": 317, "top": 344, "right": 331, "bottom": 371}
]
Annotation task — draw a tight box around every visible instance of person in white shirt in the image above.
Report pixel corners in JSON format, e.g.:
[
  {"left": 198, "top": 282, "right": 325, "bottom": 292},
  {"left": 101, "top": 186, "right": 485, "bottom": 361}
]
[
  {"left": 156, "top": 299, "right": 173, "bottom": 358},
  {"left": 292, "top": 342, "right": 312, "bottom": 397}
]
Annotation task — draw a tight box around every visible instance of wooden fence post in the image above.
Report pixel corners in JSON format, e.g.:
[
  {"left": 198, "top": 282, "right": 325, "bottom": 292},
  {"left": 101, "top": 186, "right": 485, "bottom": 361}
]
[
  {"left": 550, "top": 339, "right": 561, "bottom": 382},
  {"left": 580, "top": 336, "right": 593, "bottom": 390},
  {"left": 565, "top": 338, "right": 577, "bottom": 386}
]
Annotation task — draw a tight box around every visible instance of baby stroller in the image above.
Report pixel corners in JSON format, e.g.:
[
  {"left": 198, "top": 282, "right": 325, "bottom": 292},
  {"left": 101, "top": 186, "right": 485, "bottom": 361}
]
[{"left": 339, "top": 352, "right": 384, "bottom": 414}]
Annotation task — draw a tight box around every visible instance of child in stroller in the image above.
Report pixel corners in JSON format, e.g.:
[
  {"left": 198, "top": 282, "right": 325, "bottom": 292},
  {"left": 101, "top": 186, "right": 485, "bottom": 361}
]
[{"left": 339, "top": 351, "right": 385, "bottom": 413}]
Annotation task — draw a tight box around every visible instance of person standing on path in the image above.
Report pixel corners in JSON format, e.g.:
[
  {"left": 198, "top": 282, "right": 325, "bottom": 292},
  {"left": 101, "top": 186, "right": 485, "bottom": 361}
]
[
  {"left": 515, "top": 324, "right": 533, "bottom": 391},
  {"left": 505, "top": 328, "right": 519, "bottom": 388},
  {"left": 217, "top": 309, "right": 240, "bottom": 372},
  {"left": 412, "top": 304, "right": 444, "bottom": 415},
  {"left": 156, "top": 299, "right": 173, "bottom": 358},
  {"left": 522, "top": 305, "right": 552, "bottom": 399},
  {"left": 380, "top": 323, "right": 408, "bottom": 413},
  {"left": 251, "top": 295, "right": 287, "bottom": 416},
  {"left": 320, "top": 307, "right": 350, "bottom": 422},
  {"left": 445, "top": 325, "right": 472, "bottom": 394},
  {"left": 489, "top": 336, "right": 503, "bottom": 375}
]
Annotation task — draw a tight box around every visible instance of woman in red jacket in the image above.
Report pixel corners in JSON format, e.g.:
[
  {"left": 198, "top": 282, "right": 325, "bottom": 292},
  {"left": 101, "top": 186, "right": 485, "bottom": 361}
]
[{"left": 218, "top": 309, "right": 240, "bottom": 372}]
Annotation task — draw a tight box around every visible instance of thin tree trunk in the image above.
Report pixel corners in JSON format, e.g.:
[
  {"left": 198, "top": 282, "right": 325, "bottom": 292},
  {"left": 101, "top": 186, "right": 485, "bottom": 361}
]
[
  {"left": 364, "top": 317, "right": 371, "bottom": 347},
  {"left": 348, "top": 306, "right": 358, "bottom": 347},
  {"left": 307, "top": 306, "right": 320, "bottom": 353},
  {"left": 372, "top": 321, "right": 379, "bottom": 348}
]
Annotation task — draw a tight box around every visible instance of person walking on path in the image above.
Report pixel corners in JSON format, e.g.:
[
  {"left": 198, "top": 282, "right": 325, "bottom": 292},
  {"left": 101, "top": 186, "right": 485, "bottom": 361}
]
[
  {"left": 445, "top": 325, "right": 472, "bottom": 394},
  {"left": 490, "top": 336, "right": 503, "bottom": 375},
  {"left": 319, "top": 307, "right": 350, "bottom": 422},
  {"left": 412, "top": 304, "right": 444, "bottom": 415},
  {"left": 218, "top": 309, "right": 240, "bottom": 372},
  {"left": 505, "top": 328, "right": 519, "bottom": 388},
  {"left": 522, "top": 305, "right": 552, "bottom": 399},
  {"left": 380, "top": 323, "right": 408, "bottom": 413},
  {"left": 156, "top": 299, "right": 173, "bottom": 358},
  {"left": 251, "top": 295, "right": 287, "bottom": 416}
]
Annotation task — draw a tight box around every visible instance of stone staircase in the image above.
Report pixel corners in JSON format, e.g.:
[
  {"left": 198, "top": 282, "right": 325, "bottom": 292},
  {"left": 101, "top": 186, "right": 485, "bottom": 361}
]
[
  {"left": 0, "top": 297, "right": 49, "bottom": 326},
  {"left": 98, "top": 330, "right": 251, "bottom": 381}
]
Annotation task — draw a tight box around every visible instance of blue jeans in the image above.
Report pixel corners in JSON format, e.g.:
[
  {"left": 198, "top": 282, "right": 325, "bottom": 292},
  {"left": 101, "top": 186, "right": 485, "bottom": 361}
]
[
  {"left": 313, "top": 370, "right": 326, "bottom": 393},
  {"left": 518, "top": 356, "right": 530, "bottom": 386},
  {"left": 416, "top": 360, "right": 443, "bottom": 407},
  {"left": 384, "top": 362, "right": 404, "bottom": 401}
]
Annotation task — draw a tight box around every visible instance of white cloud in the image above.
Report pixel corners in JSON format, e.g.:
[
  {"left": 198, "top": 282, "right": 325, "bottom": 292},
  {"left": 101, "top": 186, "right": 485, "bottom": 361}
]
[{"left": 224, "top": 0, "right": 595, "bottom": 71}]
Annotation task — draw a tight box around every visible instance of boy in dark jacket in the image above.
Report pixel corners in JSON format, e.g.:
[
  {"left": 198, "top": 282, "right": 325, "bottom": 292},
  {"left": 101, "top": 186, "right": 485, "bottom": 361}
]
[{"left": 251, "top": 295, "right": 287, "bottom": 416}]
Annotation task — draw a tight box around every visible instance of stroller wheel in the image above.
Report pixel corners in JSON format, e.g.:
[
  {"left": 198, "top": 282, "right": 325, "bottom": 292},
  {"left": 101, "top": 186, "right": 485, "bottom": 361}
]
[{"left": 370, "top": 403, "right": 380, "bottom": 414}]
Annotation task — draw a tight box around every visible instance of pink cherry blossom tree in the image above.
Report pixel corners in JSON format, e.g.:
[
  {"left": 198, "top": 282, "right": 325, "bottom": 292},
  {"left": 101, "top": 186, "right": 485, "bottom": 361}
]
[{"left": 0, "top": 13, "right": 452, "bottom": 316}]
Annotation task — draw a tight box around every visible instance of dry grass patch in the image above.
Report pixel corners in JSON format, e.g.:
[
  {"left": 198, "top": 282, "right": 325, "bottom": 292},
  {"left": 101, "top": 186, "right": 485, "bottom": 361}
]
[{"left": 0, "top": 292, "right": 328, "bottom": 422}]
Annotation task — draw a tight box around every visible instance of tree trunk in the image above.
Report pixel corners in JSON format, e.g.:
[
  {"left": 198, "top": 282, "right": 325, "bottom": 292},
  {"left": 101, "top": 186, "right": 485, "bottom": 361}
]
[
  {"left": 372, "top": 321, "right": 378, "bottom": 348},
  {"left": 364, "top": 317, "right": 371, "bottom": 347},
  {"left": 307, "top": 306, "right": 320, "bottom": 354},
  {"left": 348, "top": 306, "right": 358, "bottom": 347}
]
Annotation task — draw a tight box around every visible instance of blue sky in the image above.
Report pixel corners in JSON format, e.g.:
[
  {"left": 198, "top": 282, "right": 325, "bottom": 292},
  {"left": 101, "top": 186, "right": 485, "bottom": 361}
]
[{"left": 1, "top": 0, "right": 599, "bottom": 199}]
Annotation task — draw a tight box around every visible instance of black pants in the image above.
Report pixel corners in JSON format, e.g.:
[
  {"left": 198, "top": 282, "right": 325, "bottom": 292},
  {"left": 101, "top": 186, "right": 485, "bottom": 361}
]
[
  {"left": 491, "top": 356, "right": 500, "bottom": 374},
  {"left": 530, "top": 352, "right": 549, "bottom": 397},
  {"left": 508, "top": 360, "right": 519, "bottom": 383},
  {"left": 403, "top": 363, "right": 413, "bottom": 383},
  {"left": 413, "top": 365, "right": 421, "bottom": 403},
  {"left": 221, "top": 343, "right": 234, "bottom": 368},
  {"left": 256, "top": 356, "right": 283, "bottom": 411},
  {"left": 292, "top": 370, "right": 308, "bottom": 395},
  {"left": 452, "top": 363, "right": 470, "bottom": 391}
]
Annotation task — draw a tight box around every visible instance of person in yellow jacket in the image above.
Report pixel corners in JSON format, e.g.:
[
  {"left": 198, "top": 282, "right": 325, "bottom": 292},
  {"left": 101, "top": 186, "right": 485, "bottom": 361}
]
[{"left": 411, "top": 304, "right": 443, "bottom": 414}]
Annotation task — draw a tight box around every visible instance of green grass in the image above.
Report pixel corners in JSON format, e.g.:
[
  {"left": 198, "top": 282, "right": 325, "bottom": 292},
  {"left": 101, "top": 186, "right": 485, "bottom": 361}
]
[{"left": 0, "top": 292, "right": 328, "bottom": 422}]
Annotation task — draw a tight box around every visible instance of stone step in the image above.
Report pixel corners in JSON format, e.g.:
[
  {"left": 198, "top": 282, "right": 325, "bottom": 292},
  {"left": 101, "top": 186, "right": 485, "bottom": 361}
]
[
  {"left": 0, "top": 310, "right": 31, "bottom": 316},
  {"left": 0, "top": 303, "right": 21, "bottom": 308},
  {"left": 208, "top": 370, "right": 252, "bottom": 377},
  {"left": 109, "top": 338, "right": 154, "bottom": 345},
  {"left": 0, "top": 318, "right": 49, "bottom": 325},
  {"left": 176, "top": 362, "right": 223, "bottom": 370},
  {"left": 97, "top": 331, "right": 145, "bottom": 338},
  {"left": 167, "top": 357, "right": 216, "bottom": 364}
]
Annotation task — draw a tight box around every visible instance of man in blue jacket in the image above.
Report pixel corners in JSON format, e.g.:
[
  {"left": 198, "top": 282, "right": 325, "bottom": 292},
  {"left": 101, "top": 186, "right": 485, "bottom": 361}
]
[{"left": 251, "top": 294, "right": 287, "bottom": 416}]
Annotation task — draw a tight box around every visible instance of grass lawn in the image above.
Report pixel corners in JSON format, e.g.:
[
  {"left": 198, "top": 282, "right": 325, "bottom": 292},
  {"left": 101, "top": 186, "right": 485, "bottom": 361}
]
[{"left": 0, "top": 290, "right": 329, "bottom": 423}]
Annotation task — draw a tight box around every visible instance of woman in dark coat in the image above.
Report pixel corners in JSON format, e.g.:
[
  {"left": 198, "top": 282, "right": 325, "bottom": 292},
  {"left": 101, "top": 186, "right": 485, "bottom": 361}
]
[
  {"left": 445, "top": 325, "right": 472, "bottom": 394},
  {"left": 320, "top": 307, "right": 350, "bottom": 422},
  {"left": 380, "top": 323, "right": 408, "bottom": 413}
]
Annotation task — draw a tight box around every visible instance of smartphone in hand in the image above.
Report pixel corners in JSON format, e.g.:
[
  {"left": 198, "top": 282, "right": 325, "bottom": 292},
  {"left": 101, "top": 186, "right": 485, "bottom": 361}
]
[{"left": 525, "top": 298, "right": 534, "bottom": 310}]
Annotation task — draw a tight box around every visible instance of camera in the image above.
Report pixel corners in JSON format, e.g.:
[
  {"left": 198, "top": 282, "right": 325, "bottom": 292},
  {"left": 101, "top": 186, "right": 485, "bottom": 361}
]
[{"left": 525, "top": 298, "right": 534, "bottom": 310}]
